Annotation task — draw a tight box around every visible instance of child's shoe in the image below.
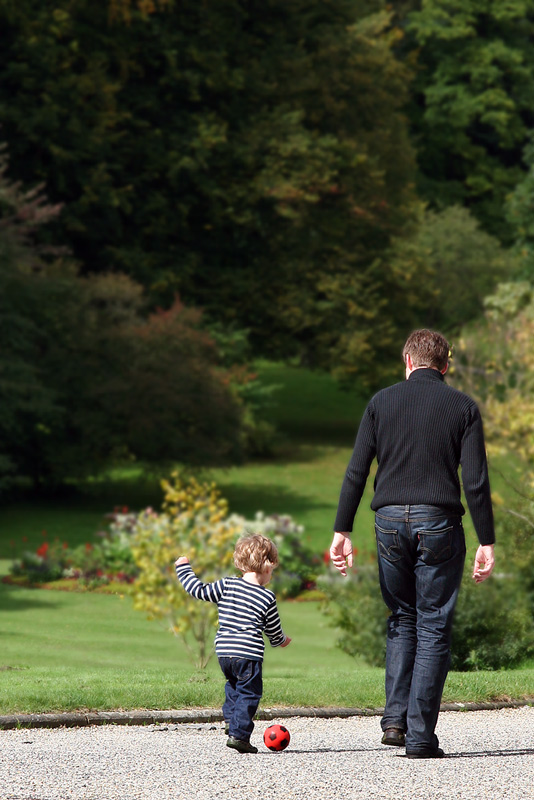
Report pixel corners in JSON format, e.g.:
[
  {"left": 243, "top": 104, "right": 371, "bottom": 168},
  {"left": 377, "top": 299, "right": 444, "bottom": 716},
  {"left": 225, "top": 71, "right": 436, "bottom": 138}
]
[{"left": 226, "top": 736, "right": 258, "bottom": 754}]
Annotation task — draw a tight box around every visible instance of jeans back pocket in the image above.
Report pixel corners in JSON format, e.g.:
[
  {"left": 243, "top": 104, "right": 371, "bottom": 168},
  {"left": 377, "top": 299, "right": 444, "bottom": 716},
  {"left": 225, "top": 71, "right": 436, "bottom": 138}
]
[
  {"left": 418, "top": 527, "right": 453, "bottom": 565},
  {"left": 375, "top": 523, "right": 402, "bottom": 563}
]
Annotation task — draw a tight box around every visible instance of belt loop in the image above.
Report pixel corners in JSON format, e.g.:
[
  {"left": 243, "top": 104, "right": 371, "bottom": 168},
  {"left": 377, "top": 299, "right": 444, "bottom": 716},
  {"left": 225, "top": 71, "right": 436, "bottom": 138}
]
[{"left": 404, "top": 504, "right": 410, "bottom": 522}]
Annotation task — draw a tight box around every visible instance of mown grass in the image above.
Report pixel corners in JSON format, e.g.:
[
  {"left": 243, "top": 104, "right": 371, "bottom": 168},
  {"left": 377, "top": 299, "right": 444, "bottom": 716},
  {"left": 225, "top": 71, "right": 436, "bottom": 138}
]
[
  {"left": 0, "top": 362, "right": 533, "bottom": 714},
  {"left": 1, "top": 574, "right": 532, "bottom": 715}
]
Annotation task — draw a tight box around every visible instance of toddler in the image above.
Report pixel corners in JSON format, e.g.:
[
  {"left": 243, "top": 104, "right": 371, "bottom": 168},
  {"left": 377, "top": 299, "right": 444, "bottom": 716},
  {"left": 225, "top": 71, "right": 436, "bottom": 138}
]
[{"left": 175, "top": 532, "right": 291, "bottom": 753}]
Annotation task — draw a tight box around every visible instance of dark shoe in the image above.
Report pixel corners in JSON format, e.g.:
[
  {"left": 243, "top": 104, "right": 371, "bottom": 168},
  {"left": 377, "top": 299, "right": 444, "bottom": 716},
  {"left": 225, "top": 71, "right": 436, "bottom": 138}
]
[
  {"left": 381, "top": 728, "right": 406, "bottom": 747},
  {"left": 226, "top": 736, "right": 258, "bottom": 754},
  {"left": 406, "top": 747, "right": 445, "bottom": 759}
]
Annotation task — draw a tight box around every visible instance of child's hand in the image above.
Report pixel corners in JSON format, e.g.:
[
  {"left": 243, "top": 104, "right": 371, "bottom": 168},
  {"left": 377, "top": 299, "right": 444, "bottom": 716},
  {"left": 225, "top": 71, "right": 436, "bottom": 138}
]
[
  {"left": 175, "top": 556, "right": 189, "bottom": 566},
  {"left": 280, "top": 636, "right": 292, "bottom": 647}
]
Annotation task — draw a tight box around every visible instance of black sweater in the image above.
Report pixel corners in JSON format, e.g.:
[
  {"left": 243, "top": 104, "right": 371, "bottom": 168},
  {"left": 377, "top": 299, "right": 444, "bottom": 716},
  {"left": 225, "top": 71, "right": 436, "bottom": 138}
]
[{"left": 334, "top": 368, "right": 495, "bottom": 545}]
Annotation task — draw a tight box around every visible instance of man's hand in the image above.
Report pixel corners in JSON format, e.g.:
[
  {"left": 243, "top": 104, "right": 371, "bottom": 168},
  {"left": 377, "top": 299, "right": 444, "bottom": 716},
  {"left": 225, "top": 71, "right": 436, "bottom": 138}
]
[
  {"left": 329, "top": 532, "right": 354, "bottom": 577},
  {"left": 472, "top": 544, "right": 495, "bottom": 583}
]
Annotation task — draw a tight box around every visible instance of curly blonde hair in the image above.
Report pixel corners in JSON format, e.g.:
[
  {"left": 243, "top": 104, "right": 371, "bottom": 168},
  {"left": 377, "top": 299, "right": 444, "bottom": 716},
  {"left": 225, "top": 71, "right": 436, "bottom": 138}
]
[{"left": 233, "top": 533, "right": 279, "bottom": 574}]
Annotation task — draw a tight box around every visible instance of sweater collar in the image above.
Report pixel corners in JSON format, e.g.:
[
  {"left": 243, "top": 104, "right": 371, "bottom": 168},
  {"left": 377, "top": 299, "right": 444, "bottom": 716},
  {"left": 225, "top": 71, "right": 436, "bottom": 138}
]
[{"left": 407, "top": 367, "right": 445, "bottom": 383}]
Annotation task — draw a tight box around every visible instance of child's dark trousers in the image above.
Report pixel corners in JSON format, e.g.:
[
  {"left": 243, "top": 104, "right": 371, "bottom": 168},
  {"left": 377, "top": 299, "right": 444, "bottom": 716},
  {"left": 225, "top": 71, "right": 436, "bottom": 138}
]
[{"left": 218, "top": 657, "right": 263, "bottom": 742}]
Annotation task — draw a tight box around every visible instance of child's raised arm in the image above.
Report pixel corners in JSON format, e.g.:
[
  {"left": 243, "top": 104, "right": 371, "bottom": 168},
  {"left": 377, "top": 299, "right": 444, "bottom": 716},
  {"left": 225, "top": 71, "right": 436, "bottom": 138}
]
[{"left": 175, "top": 556, "right": 189, "bottom": 566}]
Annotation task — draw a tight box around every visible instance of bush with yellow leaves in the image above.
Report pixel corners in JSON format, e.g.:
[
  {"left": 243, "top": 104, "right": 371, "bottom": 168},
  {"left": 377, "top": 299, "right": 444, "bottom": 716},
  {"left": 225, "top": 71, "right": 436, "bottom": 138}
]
[{"left": 131, "top": 472, "right": 245, "bottom": 669}]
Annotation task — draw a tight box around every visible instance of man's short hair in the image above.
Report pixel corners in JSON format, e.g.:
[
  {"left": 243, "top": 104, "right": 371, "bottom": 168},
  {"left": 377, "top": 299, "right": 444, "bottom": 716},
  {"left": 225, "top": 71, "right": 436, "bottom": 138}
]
[
  {"left": 402, "top": 329, "right": 450, "bottom": 372},
  {"left": 233, "top": 533, "right": 279, "bottom": 574}
]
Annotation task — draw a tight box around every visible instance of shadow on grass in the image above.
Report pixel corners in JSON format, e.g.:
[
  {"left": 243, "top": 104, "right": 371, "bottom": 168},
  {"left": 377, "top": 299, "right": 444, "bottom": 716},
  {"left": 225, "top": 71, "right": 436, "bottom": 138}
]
[
  {"left": 0, "top": 583, "right": 61, "bottom": 612},
  {"left": 218, "top": 483, "right": 332, "bottom": 520},
  {"left": 261, "top": 443, "right": 351, "bottom": 464}
]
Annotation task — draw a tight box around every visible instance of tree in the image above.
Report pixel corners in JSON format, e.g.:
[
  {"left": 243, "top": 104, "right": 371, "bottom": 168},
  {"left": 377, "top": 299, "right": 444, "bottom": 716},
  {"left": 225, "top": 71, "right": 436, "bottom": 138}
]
[
  {"left": 404, "top": 0, "right": 534, "bottom": 241},
  {"left": 0, "top": 141, "right": 245, "bottom": 489},
  {"left": 0, "top": 1, "right": 421, "bottom": 384},
  {"left": 506, "top": 132, "right": 534, "bottom": 278},
  {"left": 0, "top": 143, "right": 65, "bottom": 491},
  {"left": 386, "top": 205, "right": 517, "bottom": 337},
  {"left": 451, "top": 281, "right": 534, "bottom": 470},
  {"left": 20, "top": 276, "right": 246, "bottom": 485}
]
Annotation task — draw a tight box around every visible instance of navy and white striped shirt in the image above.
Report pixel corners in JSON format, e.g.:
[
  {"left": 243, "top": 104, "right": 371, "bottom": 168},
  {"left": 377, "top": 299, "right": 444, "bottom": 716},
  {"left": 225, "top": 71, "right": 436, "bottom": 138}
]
[{"left": 175, "top": 563, "right": 287, "bottom": 661}]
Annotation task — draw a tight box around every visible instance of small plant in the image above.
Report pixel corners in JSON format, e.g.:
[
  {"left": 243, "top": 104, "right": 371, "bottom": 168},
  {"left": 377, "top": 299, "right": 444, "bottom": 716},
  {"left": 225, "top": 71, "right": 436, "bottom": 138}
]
[
  {"left": 319, "top": 553, "right": 534, "bottom": 672},
  {"left": 10, "top": 535, "right": 71, "bottom": 584},
  {"left": 131, "top": 472, "right": 316, "bottom": 668},
  {"left": 319, "top": 559, "right": 388, "bottom": 667},
  {"left": 131, "top": 473, "right": 243, "bottom": 669},
  {"left": 8, "top": 508, "right": 139, "bottom": 589}
]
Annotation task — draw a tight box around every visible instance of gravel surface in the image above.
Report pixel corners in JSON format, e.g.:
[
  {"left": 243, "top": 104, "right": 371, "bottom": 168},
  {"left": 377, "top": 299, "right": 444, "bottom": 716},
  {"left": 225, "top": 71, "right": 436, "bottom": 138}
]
[{"left": 1, "top": 707, "right": 534, "bottom": 800}]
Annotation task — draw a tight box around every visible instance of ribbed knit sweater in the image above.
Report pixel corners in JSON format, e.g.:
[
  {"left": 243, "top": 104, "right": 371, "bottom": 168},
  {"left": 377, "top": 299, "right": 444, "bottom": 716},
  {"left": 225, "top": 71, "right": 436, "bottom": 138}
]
[{"left": 334, "top": 368, "right": 495, "bottom": 545}]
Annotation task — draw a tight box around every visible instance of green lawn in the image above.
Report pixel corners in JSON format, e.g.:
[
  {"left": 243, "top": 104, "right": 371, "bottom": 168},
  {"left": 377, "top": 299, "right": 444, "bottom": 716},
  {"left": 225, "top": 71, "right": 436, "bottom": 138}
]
[
  {"left": 0, "top": 362, "right": 532, "bottom": 715},
  {"left": 255, "top": 360, "right": 368, "bottom": 445},
  {"left": 1, "top": 574, "right": 532, "bottom": 715}
]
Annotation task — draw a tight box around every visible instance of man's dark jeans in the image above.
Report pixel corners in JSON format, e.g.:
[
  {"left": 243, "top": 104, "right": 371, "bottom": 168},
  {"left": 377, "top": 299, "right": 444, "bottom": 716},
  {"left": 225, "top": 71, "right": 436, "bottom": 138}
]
[
  {"left": 375, "top": 505, "right": 466, "bottom": 753},
  {"left": 218, "top": 657, "right": 263, "bottom": 742}
]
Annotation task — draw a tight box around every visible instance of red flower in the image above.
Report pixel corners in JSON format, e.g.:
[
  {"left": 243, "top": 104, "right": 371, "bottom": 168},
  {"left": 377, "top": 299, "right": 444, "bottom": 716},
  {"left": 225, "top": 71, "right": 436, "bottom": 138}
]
[
  {"left": 36, "top": 542, "right": 49, "bottom": 558},
  {"left": 85, "top": 543, "right": 92, "bottom": 552},
  {"left": 323, "top": 550, "right": 330, "bottom": 564},
  {"left": 122, "top": 506, "right": 129, "bottom": 514}
]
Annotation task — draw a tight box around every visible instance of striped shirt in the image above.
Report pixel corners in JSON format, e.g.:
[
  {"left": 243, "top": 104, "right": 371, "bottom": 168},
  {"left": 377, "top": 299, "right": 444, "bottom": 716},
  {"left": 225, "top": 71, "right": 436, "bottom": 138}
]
[{"left": 175, "top": 563, "right": 287, "bottom": 661}]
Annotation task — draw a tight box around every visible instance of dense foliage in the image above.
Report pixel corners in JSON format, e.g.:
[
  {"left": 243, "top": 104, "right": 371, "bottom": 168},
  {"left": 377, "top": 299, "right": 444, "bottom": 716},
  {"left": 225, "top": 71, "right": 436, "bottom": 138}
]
[
  {"left": 0, "top": 0, "right": 425, "bottom": 384},
  {"left": 0, "top": 146, "right": 247, "bottom": 489},
  {"left": 0, "top": 0, "right": 533, "bottom": 487},
  {"left": 319, "top": 557, "right": 534, "bottom": 671},
  {"left": 131, "top": 473, "right": 320, "bottom": 668},
  {"left": 404, "top": 0, "right": 534, "bottom": 241}
]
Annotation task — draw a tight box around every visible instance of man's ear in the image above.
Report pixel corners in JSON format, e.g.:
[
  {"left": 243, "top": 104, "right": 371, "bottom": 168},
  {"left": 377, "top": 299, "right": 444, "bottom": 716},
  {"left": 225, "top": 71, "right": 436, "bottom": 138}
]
[{"left": 441, "top": 362, "right": 449, "bottom": 375}]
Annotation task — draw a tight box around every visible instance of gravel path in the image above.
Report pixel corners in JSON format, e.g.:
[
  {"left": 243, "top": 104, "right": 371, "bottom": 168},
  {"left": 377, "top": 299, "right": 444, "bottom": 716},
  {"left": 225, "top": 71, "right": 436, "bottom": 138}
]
[{"left": 2, "top": 707, "right": 534, "bottom": 800}]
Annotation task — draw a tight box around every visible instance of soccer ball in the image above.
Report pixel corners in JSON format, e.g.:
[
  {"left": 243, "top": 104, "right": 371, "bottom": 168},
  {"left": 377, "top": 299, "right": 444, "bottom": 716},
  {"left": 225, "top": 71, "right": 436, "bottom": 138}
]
[{"left": 263, "top": 724, "right": 291, "bottom": 751}]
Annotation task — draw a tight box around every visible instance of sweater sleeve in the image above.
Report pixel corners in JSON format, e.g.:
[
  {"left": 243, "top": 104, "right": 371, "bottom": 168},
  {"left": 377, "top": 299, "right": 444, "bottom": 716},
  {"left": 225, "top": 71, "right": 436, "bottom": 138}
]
[
  {"left": 175, "top": 563, "right": 226, "bottom": 603},
  {"left": 333, "top": 403, "right": 377, "bottom": 532},
  {"left": 264, "top": 600, "right": 286, "bottom": 647},
  {"left": 460, "top": 405, "right": 495, "bottom": 546}
]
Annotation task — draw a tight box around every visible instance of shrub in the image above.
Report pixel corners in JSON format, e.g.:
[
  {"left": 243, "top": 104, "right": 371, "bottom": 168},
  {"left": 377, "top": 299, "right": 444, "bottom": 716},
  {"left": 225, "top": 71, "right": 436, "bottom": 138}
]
[
  {"left": 319, "top": 558, "right": 534, "bottom": 672},
  {"left": 319, "top": 561, "right": 387, "bottom": 668},
  {"left": 68, "top": 508, "right": 139, "bottom": 588},
  {"left": 131, "top": 474, "right": 243, "bottom": 669},
  {"left": 451, "top": 572, "right": 534, "bottom": 671},
  {"left": 8, "top": 508, "right": 139, "bottom": 589},
  {"left": 131, "top": 473, "right": 317, "bottom": 668},
  {"left": 10, "top": 537, "right": 71, "bottom": 584}
]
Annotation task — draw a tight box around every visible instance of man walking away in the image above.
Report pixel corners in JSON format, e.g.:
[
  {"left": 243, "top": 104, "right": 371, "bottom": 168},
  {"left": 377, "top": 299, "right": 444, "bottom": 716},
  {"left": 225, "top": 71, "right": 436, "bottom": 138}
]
[{"left": 330, "top": 329, "right": 495, "bottom": 758}]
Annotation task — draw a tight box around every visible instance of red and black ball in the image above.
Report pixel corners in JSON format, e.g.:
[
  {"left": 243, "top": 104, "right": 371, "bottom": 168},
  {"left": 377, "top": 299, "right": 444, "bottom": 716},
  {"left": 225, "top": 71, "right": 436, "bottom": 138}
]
[{"left": 263, "top": 724, "right": 291, "bottom": 751}]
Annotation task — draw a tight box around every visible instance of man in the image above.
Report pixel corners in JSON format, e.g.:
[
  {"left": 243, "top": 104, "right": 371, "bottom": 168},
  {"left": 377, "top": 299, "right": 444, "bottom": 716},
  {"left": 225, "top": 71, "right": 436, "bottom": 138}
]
[{"left": 330, "top": 329, "right": 495, "bottom": 759}]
